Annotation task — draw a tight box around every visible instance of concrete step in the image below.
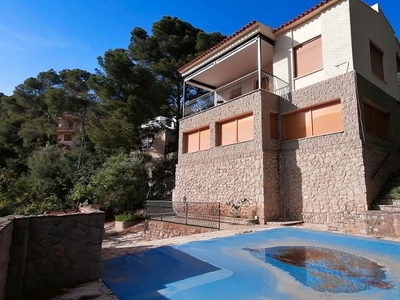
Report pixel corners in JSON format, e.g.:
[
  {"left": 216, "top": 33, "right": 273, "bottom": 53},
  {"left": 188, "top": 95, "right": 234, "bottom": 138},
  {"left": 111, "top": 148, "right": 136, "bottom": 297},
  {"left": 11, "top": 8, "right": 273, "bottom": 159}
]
[
  {"left": 372, "top": 204, "right": 400, "bottom": 212},
  {"left": 376, "top": 199, "right": 400, "bottom": 205}
]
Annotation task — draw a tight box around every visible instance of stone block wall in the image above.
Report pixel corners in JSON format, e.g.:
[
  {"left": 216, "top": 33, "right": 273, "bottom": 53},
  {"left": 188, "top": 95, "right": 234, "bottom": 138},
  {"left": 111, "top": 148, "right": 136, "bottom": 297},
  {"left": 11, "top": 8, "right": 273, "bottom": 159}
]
[
  {"left": 334, "top": 211, "right": 400, "bottom": 238},
  {"left": 4, "top": 212, "right": 105, "bottom": 299},
  {"left": 0, "top": 218, "right": 13, "bottom": 300},
  {"left": 144, "top": 220, "right": 216, "bottom": 240},
  {"left": 279, "top": 71, "right": 367, "bottom": 224},
  {"left": 175, "top": 91, "right": 281, "bottom": 223},
  {"left": 357, "top": 73, "right": 400, "bottom": 207}
]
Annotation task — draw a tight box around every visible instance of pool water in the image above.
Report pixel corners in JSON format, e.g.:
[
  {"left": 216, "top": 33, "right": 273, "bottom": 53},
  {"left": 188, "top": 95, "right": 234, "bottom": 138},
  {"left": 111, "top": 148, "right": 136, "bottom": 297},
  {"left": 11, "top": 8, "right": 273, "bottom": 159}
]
[
  {"left": 102, "top": 228, "right": 400, "bottom": 299},
  {"left": 245, "top": 246, "right": 393, "bottom": 293}
]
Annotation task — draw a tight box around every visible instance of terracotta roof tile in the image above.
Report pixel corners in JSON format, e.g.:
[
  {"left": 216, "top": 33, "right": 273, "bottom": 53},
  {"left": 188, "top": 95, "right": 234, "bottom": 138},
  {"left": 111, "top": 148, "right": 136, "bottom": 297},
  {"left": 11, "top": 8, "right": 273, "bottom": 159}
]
[
  {"left": 273, "top": 0, "right": 335, "bottom": 32},
  {"left": 179, "top": 0, "right": 338, "bottom": 73}
]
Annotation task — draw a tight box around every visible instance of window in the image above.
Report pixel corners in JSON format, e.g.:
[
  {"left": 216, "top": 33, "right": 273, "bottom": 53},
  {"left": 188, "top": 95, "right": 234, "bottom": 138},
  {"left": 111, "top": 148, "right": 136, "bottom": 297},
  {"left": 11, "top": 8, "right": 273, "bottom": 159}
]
[
  {"left": 218, "top": 114, "right": 254, "bottom": 146},
  {"left": 283, "top": 100, "right": 343, "bottom": 141},
  {"left": 184, "top": 127, "right": 210, "bottom": 153},
  {"left": 294, "top": 36, "right": 323, "bottom": 78},
  {"left": 269, "top": 113, "right": 278, "bottom": 139},
  {"left": 370, "top": 42, "right": 384, "bottom": 81},
  {"left": 364, "top": 102, "right": 389, "bottom": 137},
  {"left": 63, "top": 134, "right": 73, "bottom": 141}
]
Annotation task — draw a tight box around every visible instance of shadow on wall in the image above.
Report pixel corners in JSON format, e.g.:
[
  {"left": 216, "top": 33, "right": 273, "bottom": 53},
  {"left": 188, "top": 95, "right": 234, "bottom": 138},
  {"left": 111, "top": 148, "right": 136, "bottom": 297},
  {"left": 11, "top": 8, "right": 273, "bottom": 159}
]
[
  {"left": 2, "top": 213, "right": 105, "bottom": 300},
  {"left": 279, "top": 139, "right": 303, "bottom": 221},
  {"left": 357, "top": 74, "right": 400, "bottom": 208},
  {"left": 278, "top": 97, "right": 303, "bottom": 220}
]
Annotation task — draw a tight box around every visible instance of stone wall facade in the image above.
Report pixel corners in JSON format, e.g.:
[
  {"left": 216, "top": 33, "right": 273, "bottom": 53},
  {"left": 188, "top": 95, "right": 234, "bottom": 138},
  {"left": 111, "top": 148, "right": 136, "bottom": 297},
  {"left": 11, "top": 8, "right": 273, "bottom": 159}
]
[
  {"left": 0, "top": 218, "right": 13, "bottom": 300},
  {"left": 334, "top": 211, "right": 400, "bottom": 238},
  {"left": 3, "top": 212, "right": 105, "bottom": 300},
  {"left": 279, "top": 71, "right": 367, "bottom": 224},
  {"left": 356, "top": 73, "right": 400, "bottom": 207},
  {"left": 175, "top": 91, "right": 281, "bottom": 223},
  {"left": 144, "top": 220, "right": 216, "bottom": 240},
  {"left": 176, "top": 71, "right": 400, "bottom": 227}
]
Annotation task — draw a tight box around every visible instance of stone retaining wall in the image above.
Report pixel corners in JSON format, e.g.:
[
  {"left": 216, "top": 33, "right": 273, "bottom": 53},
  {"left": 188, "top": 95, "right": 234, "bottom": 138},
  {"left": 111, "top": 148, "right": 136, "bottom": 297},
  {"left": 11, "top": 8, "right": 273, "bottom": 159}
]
[
  {"left": 144, "top": 220, "right": 216, "bottom": 240},
  {"left": 0, "top": 218, "right": 13, "bottom": 300},
  {"left": 175, "top": 91, "right": 280, "bottom": 223},
  {"left": 280, "top": 71, "right": 367, "bottom": 224},
  {"left": 334, "top": 211, "right": 400, "bottom": 238},
  {"left": 3, "top": 212, "right": 104, "bottom": 300}
]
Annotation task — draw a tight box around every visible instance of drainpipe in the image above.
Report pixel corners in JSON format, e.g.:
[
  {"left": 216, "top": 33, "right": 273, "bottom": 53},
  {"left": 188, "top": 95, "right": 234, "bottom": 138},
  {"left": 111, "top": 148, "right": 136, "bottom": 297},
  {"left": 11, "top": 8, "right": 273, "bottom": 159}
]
[
  {"left": 257, "top": 36, "right": 262, "bottom": 89},
  {"left": 182, "top": 80, "right": 186, "bottom": 118}
]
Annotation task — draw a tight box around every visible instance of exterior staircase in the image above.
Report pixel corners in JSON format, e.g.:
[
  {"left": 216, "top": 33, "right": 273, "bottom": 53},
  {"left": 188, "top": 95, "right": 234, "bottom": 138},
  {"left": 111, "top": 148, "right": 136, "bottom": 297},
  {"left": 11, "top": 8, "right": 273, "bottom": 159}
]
[{"left": 372, "top": 172, "right": 400, "bottom": 211}]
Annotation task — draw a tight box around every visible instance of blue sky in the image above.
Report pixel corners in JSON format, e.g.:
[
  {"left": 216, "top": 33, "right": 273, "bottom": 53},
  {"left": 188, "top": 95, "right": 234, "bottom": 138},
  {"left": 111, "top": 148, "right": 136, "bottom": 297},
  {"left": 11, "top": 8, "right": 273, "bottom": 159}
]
[{"left": 1, "top": 0, "right": 399, "bottom": 95}]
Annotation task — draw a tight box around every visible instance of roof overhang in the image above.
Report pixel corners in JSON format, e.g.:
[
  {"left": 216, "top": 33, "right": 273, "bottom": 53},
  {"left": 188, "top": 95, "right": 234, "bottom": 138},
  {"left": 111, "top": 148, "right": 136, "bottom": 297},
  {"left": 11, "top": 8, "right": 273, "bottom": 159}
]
[
  {"left": 184, "top": 35, "right": 273, "bottom": 90},
  {"left": 179, "top": 22, "right": 276, "bottom": 77}
]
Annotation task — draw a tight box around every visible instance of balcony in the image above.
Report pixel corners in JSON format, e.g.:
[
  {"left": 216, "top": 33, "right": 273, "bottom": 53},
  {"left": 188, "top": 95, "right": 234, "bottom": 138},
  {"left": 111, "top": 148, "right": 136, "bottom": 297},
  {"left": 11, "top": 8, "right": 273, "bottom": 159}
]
[{"left": 183, "top": 71, "right": 289, "bottom": 117}]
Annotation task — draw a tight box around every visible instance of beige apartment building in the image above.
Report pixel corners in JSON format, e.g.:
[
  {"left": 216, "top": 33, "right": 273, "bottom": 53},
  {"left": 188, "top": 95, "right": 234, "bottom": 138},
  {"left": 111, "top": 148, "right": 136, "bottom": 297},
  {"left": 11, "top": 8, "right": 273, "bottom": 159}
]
[{"left": 173, "top": 0, "right": 400, "bottom": 225}]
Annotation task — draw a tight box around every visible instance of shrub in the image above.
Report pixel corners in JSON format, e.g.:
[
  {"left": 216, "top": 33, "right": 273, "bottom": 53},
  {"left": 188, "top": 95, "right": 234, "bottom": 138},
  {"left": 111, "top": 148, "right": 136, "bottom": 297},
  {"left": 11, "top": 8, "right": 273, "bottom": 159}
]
[
  {"left": 114, "top": 213, "right": 144, "bottom": 222},
  {"left": 90, "top": 153, "right": 149, "bottom": 213},
  {"left": 390, "top": 186, "right": 400, "bottom": 199}
]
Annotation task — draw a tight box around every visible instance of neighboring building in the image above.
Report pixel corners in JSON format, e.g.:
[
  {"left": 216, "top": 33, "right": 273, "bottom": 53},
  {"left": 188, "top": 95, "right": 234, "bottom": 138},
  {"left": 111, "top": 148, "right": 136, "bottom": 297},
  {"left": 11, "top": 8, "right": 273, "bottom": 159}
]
[
  {"left": 174, "top": 0, "right": 400, "bottom": 225},
  {"left": 55, "top": 113, "right": 83, "bottom": 148},
  {"left": 141, "top": 116, "right": 178, "bottom": 161}
]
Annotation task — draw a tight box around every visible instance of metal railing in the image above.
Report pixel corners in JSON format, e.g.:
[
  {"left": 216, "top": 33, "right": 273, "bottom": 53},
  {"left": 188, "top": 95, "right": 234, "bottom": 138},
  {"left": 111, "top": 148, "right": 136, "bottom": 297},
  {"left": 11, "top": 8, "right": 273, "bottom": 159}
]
[
  {"left": 145, "top": 200, "right": 220, "bottom": 229},
  {"left": 184, "top": 92, "right": 215, "bottom": 117},
  {"left": 184, "top": 71, "right": 289, "bottom": 117}
]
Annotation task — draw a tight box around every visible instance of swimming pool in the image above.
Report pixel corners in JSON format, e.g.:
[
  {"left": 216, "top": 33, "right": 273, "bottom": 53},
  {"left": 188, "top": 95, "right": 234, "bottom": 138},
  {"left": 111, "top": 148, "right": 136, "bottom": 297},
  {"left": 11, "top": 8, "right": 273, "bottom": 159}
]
[{"left": 102, "top": 228, "right": 400, "bottom": 299}]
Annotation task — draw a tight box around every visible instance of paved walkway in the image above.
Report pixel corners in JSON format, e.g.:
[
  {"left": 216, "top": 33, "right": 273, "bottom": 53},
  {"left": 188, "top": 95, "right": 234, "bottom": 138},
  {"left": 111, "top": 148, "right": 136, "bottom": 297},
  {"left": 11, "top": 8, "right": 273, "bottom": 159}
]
[{"left": 51, "top": 222, "right": 400, "bottom": 300}]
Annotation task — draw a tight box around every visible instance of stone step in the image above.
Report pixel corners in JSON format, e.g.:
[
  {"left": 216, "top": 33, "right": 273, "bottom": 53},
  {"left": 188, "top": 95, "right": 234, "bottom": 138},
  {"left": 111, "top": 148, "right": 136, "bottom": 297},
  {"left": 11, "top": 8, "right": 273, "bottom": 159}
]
[
  {"left": 372, "top": 204, "right": 400, "bottom": 212},
  {"left": 383, "top": 182, "right": 400, "bottom": 188},
  {"left": 377, "top": 193, "right": 399, "bottom": 198},
  {"left": 376, "top": 199, "right": 400, "bottom": 205}
]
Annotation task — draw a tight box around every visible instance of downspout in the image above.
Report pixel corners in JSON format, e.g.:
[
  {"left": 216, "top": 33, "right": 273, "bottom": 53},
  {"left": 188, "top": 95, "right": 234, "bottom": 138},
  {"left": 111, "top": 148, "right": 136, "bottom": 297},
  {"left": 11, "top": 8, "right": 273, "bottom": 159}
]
[
  {"left": 182, "top": 80, "right": 186, "bottom": 118},
  {"left": 257, "top": 36, "right": 262, "bottom": 89}
]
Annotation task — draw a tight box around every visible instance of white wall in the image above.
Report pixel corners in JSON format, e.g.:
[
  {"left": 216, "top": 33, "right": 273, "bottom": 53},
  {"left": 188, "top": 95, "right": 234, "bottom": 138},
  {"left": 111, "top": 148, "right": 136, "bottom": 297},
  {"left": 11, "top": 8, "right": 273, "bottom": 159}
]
[
  {"left": 350, "top": 0, "right": 400, "bottom": 99},
  {"left": 273, "top": 0, "right": 354, "bottom": 92}
]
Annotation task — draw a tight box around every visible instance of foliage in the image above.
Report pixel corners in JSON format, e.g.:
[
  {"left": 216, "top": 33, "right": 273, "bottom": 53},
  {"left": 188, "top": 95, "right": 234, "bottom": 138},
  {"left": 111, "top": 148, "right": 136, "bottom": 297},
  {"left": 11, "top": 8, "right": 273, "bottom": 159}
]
[
  {"left": 129, "top": 16, "right": 225, "bottom": 120},
  {"left": 88, "top": 49, "right": 171, "bottom": 154},
  {"left": 390, "top": 187, "right": 400, "bottom": 199},
  {"left": 26, "top": 146, "right": 74, "bottom": 208},
  {"left": 0, "top": 69, "right": 97, "bottom": 171},
  {"left": 89, "top": 153, "right": 149, "bottom": 213},
  {"left": 114, "top": 213, "right": 144, "bottom": 222}
]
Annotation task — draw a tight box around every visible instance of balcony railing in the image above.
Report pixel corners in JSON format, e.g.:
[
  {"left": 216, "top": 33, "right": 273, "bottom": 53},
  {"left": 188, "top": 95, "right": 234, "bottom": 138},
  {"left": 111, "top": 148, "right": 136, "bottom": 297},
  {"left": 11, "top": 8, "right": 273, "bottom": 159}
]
[{"left": 184, "top": 71, "right": 289, "bottom": 117}]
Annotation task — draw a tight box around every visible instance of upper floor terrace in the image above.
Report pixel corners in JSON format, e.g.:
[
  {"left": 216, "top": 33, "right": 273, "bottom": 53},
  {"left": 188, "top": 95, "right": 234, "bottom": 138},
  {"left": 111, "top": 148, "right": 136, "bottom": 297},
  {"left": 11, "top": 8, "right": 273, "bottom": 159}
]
[{"left": 180, "top": 22, "right": 289, "bottom": 118}]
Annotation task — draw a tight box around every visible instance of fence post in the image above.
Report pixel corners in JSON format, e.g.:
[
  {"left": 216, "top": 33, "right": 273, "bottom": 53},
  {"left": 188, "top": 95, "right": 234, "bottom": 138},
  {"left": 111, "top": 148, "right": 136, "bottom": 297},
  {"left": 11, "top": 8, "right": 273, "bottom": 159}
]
[
  {"left": 218, "top": 202, "right": 221, "bottom": 230},
  {"left": 161, "top": 202, "right": 163, "bottom": 221},
  {"left": 185, "top": 202, "right": 188, "bottom": 225}
]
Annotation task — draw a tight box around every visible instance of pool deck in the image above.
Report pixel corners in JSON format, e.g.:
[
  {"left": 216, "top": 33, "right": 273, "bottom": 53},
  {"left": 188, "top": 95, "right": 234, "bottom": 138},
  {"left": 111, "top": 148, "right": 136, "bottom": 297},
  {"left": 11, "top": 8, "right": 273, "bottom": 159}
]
[{"left": 50, "top": 222, "right": 400, "bottom": 300}]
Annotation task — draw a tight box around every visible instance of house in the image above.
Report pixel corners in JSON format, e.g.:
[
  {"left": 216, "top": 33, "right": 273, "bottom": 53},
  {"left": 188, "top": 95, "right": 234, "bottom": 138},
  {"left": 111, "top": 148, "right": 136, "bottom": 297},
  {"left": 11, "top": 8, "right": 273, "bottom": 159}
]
[
  {"left": 141, "top": 116, "right": 178, "bottom": 161},
  {"left": 55, "top": 113, "right": 83, "bottom": 148},
  {"left": 173, "top": 0, "right": 400, "bottom": 226}
]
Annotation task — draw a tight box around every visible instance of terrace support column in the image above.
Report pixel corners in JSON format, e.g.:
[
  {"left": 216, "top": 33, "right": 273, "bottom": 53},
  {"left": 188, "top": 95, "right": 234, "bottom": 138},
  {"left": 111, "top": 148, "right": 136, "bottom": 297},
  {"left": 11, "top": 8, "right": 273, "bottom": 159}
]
[
  {"left": 182, "top": 80, "right": 186, "bottom": 117},
  {"left": 257, "top": 36, "right": 262, "bottom": 89}
]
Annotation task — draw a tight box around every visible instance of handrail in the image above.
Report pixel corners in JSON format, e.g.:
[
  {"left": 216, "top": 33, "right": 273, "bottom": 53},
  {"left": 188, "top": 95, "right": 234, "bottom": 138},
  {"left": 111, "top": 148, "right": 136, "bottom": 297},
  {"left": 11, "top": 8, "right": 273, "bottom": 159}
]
[
  {"left": 371, "top": 152, "right": 391, "bottom": 180},
  {"left": 183, "top": 71, "right": 289, "bottom": 117}
]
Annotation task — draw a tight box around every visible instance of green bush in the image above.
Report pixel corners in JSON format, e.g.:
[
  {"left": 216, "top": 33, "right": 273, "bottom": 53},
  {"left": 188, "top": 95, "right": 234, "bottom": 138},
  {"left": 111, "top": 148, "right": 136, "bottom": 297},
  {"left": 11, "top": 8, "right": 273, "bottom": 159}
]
[
  {"left": 89, "top": 153, "right": 149, "bottom": 214},
  {"left": 114, "top": 214, "right": 144, "bottom": 222},
  {"left": 390, "top": 186, "right": 400, "bottom": 199}
]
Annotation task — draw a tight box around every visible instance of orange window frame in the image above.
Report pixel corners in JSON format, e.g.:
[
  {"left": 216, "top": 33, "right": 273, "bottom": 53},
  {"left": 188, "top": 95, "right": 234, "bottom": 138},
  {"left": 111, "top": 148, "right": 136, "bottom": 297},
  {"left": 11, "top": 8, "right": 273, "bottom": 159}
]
[
  {"left": 184, "top": 127, "right": 210, "bottom": 153},
  {"left": 283, "top": 100, "right": 343, "bottom": 141},
  {"left": 370, "top": 41, "right": 384, "bottom": 81},
  {"left": 218, "top": 113, "right": 254, "bottom": 146},
  {"left": 294, "top": 36, "right": 323, "bottom": 78},
  {"left": 364, "top": 102, "right": 389, "bottom": 137}
]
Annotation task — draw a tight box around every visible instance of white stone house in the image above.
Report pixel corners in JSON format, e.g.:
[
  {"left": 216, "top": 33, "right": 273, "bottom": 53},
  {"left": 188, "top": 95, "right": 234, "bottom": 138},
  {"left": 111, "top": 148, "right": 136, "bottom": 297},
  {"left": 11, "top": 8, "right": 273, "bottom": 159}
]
[{"left": 174, "top": 0, "right": 400, "bottom": 225}]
